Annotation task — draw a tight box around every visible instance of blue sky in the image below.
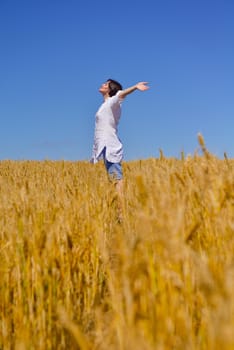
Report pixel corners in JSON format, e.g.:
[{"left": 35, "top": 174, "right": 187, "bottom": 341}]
[{"left": 0, "top": 0, "right": 233, "bottom": 160}]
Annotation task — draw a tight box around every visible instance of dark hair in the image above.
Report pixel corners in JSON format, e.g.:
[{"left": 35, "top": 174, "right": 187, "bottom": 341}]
[{"left": 107, "top": 79, "right": 123, "bottom": 97}]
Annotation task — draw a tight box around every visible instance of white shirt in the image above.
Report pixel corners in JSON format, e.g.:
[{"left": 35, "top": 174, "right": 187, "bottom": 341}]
[{"left": 92, "top": 91, "right": 124, "bottom": 163}]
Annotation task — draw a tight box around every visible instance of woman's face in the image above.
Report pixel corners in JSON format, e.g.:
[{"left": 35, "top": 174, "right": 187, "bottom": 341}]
[{"left": 99, "top": 81, "right": 110, "bottom": 95}]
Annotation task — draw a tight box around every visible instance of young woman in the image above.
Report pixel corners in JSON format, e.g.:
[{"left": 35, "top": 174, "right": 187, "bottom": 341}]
[{"left": 91, "top": 79, "right": 149, "bottom": 193}]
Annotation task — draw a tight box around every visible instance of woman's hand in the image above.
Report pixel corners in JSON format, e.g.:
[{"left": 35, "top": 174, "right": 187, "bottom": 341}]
[{"left": 136, "top": 82, "right": 150, "bottom": 91}]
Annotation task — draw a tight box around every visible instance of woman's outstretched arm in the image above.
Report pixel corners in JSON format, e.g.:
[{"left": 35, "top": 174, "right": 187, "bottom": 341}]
[{"left": 118, "top": 82, "right": 149, "bottom": 99}]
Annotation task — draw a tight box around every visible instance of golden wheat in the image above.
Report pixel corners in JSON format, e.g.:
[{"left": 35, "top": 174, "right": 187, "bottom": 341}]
[{"left": 0, "top": 148, "right": 234, "bottom": 349}]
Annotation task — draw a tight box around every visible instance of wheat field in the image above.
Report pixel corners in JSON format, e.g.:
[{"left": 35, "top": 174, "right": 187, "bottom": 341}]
[{"left": 1, "top": 140, "right": 234, "bottom": 349}]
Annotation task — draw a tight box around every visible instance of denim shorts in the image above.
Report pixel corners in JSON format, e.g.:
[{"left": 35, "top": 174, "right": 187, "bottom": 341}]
[{"left": 101, "top": 148, "right": 123, "bottom": 180}]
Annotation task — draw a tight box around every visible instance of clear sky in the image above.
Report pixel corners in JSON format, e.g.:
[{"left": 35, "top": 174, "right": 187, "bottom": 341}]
[{"left": 1, "top": 0, "right": 233, "bottom": 160}]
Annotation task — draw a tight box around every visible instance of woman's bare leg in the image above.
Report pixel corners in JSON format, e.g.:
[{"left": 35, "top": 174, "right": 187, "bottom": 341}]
[{"left": 116, "top": 179, "right": 124, "bottom": 222}]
